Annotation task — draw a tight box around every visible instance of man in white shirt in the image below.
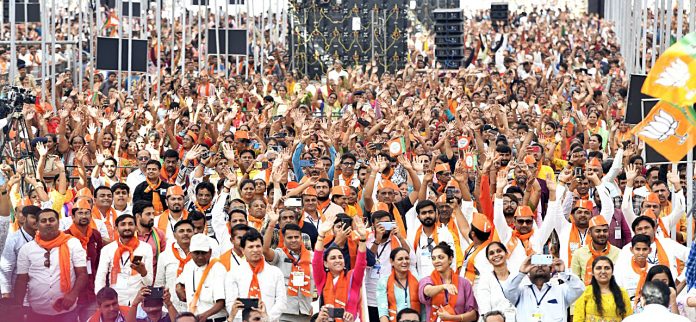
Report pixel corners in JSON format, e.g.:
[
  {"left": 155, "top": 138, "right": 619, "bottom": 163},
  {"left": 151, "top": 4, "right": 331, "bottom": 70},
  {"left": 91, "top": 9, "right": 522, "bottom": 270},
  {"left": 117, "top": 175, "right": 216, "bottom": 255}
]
[
  {"left": 91, "top": 155, "right": 120, "bottom": 189},
  {"left": 225, "top": 229, "right": 287, "bottom": 322},
  {"left": 94, "top": 214, "right": 154, "bottom": 305},
  {"left": 176, "top": 234, "right": 227, "bottom": 322},
  {"left": 615, "top": 234, "right": 652, "bottom": 301},
  {"left": 503, "top": 255, "right": 584, "bottom": 322},
  {"left": 622, "top": 281, "right": 690, "bottom": 321},
  {"left": 407, "top": 200, "right": 456, "bottom": 279},
  {"left": 14, "top": 208, "right": 89, "bottom": 321},
  {"left": 218, "top": 224, "right": 250, "bottom": 272},
  {"left": 154, "top": 185, "right": 189, "bottom": 241},
  {"left": 0, "top": 205, "right": 39, "bottom": 297},
  {"left": 111, "top": 183, "right": 133, "bottom": 217},
  {"left": 126, "top": 150, "right": 151, "bottom": 195},
  {"left": 155, "top": 219, "right": 194, "bottom": 313}
]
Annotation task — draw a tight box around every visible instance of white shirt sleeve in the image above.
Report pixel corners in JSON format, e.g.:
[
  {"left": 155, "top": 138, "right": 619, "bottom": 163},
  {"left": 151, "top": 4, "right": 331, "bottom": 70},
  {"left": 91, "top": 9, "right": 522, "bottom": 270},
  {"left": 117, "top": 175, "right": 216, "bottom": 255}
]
[{"left": 268, "top": 269, "right": 288, "bottom": 322}]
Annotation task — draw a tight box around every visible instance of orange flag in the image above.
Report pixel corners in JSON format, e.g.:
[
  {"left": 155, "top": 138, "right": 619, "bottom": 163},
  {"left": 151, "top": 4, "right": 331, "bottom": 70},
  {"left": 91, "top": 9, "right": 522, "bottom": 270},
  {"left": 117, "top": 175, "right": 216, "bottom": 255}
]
[
  {"left": 641, "top": 32, "right": 696, "bottom": 107},
  {"left": 631, "top": 101, "right": 696, "bottom": 162}
]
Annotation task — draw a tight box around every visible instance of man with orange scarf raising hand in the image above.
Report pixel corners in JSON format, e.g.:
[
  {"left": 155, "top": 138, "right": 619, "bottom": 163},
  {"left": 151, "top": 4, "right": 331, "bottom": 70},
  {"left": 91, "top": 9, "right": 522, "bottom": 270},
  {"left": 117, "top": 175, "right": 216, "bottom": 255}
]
[
  {"left": 133, "top": 160, "right": 172, "bottom": 216},
  {"left": 95, "top": 214, "right": 154, "bottom": 305},
  {"left": 175, "top": 234, "right": 227, "bottom": 321},
  {"left": 15, "top": 208, "right": 88, "bottom": 321}
]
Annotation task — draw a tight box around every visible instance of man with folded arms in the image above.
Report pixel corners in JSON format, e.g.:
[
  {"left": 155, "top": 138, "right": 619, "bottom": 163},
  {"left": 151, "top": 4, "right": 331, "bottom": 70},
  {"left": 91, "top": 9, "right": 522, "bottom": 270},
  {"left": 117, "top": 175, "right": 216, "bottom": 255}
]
[{"left": 15, "top": 208, "right": 88, "bottom": 321}]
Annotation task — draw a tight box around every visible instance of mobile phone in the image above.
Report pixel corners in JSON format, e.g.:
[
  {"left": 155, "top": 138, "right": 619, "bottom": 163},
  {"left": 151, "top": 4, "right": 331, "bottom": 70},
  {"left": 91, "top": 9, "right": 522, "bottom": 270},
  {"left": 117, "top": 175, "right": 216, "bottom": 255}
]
[
  {"left": 327, "top": 307, "right": 345, "bottom": 319},
  {"left": 132, "top": 255, "right": 143, "bottom": 265},
  {"left": 531, "top": 254, "right": 553, "bottom": 265},
  {"left": 284, "top": 197, "right": 302, "bottom": 208},
  {"left": 574, "top": 166, "right": 584, "bottom": 178},
  {"left": 238, "top": 298, "right": 259, "bottom": 309},
  {"left": 369, "top": 143, "right": 383, "bottom": 150},
  {"left": 146, "top": 286, "right": 164, "bottom": 300},
  {"left": 380, "top": 221, "right": 396, "bottom": 231},
  {"left": 526, "top": 146, "right": 541, "bottom": 153},
  {"left": 445, "top": 188, "right": 455, "bottom": 202},
  {"left": 299, "top": 160, "right": 315, "bottom": 167},
  {"left": 357, "top": 118, "right": 370, "bottom": 127},
  {"left": 340, "top": 217, "right": 353, "bottom": 229},
  {"left": 254, "top": 161, "right": 268, "bottom": 170}
]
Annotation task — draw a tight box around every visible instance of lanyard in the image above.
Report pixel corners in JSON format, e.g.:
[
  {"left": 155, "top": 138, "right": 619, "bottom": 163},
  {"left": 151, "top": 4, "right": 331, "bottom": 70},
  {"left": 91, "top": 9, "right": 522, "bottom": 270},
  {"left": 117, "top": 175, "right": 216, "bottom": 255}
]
[
  {"left": 231, "top": 251, "right": 240, "bottom": 265},
  {"left": 493, "top": 271, "right": 508, "bottom": 294},
  {"left": 395, "top": 277, "right": 409, "bottom": 305},
  {"left": 530, "top": 284, "right": 552, "bottom": 307},
  {"left": 19, "top": 227, "right": 31, "bottom": 243},
  {"left": 377, "top": 242, "right": 390, "bottom": 259}
]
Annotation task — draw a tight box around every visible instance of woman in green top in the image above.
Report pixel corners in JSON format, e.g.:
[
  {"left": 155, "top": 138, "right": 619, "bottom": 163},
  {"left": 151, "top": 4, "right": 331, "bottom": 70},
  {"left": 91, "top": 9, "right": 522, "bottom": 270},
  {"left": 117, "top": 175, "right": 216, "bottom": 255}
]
[{"left": 573, "top": 256, "right": 633, "bottom": 321}]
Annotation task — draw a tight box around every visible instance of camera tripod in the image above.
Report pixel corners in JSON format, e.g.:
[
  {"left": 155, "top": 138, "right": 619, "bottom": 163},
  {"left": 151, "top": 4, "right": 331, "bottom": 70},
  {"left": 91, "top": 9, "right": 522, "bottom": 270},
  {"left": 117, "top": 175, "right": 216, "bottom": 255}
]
[{"left": 0, "top": 111, "right": 37, "bottom": 193}]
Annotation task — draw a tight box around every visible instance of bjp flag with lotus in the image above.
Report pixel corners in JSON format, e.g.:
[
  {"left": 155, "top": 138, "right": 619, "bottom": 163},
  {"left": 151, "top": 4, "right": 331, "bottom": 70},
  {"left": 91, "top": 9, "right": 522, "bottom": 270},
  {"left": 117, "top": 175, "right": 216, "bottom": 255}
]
[
  {"left": 641, "top": 32, "right": 696, "bottom": 107},
  {"left": 631, "top": 101, "right": 696, "bottom": 162}
]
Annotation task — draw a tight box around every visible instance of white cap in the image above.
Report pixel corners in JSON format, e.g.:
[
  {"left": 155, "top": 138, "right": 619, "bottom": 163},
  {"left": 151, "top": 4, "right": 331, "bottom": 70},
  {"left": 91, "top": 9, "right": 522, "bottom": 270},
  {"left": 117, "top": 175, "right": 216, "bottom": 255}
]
[{"left": 190, "top": 234, "right": 211, "bottom": 252}]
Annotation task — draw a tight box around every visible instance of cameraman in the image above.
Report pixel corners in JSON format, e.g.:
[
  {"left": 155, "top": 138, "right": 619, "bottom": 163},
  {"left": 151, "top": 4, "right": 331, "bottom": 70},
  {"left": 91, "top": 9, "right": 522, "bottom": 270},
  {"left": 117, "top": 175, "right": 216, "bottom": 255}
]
[
  {"left": 14, "top": 59, "right": 37, "bottom": 91},
  {"left": 127, "top": 287, "right": 178, "bottom": 322}
]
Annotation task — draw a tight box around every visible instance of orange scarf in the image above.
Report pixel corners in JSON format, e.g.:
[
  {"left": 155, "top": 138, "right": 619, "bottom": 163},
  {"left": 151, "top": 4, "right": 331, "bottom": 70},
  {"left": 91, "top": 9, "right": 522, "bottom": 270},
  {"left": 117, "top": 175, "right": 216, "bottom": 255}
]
[
  {"left": 145, "top": 178, "right": 164, "bottom": 214},
  {"left": 68, "top": 223, "right": 93, "bottom": 250},
  {"left": 91, "top": 207, "right": 116, "bottom": 240},
  {"left": 248, "top": 260, "right": 265, "bottom": 298},
  {"left": 156, "top": 209, "right": 190, "bottom": 233},
  {"left": 584, "top": 243, "right": 612, "bottom": 285},
  {"left": 567, "top": 221, "right": 591, "bottom": 268},
  {"left": 189, "top": 258, "right": 221, "bottom": 313},
  {"left": 507, "top": 229, "right": 535, "bottom": 257},
  {"left": 631, "top": 258, "right": 648, "bottom": 306},
  {"left": 172, "top": 243, "right": 191, "bottom": 277},
  {"left": 323, "top": 271, "right": 349, "bottom": 308},
  {"left": 283, "top": 247, "right": 312, "bottom": 297},
  {"left": 653, "top": 239, "right": 670, "bottom": 267},
  {"left": 194, "top": 201, "right": 211, "bottom": 213},
  {"left": 387, "top": 271, "right": 421, "bottom": 321},
  {"left": 462, "top": 240, "right": 490, "bottom": 282},
  {"left": 87, "top": 306, "right": 129, "bottom": 322},
  {"left": 429, "top": 269, "right": 459, "bottom": 322},
  {"left": 444, "top": 220, "right": 465, "bottom": 270},
  {"left": 35, "top": 232, "right": 73, "bottom": 293},
  {"left": 111, "top": 237, "right": 140, "bottom": 285},
  {"left": 248, "top": 215, "right": 264, "bottom": 231},
  {"left": 219, "top": 249, "right": 244, "bottom": 271},
  {"left": 413, "top": 226, "right": 438, "bottom": 252},
  {"left": 160, "top": 166, "right": 179, "bottom": 184}
]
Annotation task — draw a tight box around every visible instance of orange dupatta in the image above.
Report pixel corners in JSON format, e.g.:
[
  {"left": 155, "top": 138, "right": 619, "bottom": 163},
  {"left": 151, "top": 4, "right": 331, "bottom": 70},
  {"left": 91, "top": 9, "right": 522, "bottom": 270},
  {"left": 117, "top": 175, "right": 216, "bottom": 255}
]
[
  {"left": 35, "top": 232, "right": 74, "bottom": 293},
  {"left": 172, "top": 243, "right": 191, "bottom": 277},
  {"left": 110, "top": 237, "right": 140, "bottom": 285},
  {"left": 631, "top": 259, "right": 648, "bottom": 306},
  {"left": 283, "top": 247, "right": 312, "bottom": 297},
  {"left": 248, "top": 260, "right": 265, "bottom": 298},
  {"left": 507, "top": 229, "right": 535, "bottom": 257},
  {"left": 462, "top": 240, "right": 490, "bottom": 282},
  {"left": 413, "top": 226, "right": 438, "bottom": 252},
  {"left": 322, "top": 271, "right": 349, "bottom": 308},
  {"left": 189, "top": 258, "right": 221, "bottom": 313},
  {"left": 91, "top": 207, "right": 116, "bottom": 239},
  {"left": 567, "top": 220, "right": 591, "bottom": 268},
  {"left": 429, "top": 268, "right": 459, "bottom": 322},
  {"left": 387, "top": 271, "right": 420, "bottom": 321},
  {"left": 583, "top": 243, "right": 612, "bottom": 285},
  {"left": 160, "top": 167, "right": 179, "bottom": 184},
  {"left": 144, "top": 178, "right": 164, "bottom": 214},
  {"left": 68, "top": 223, "right": 93, "bottom": 249},
  {"left": 156, "top": 209, "right": 190, "bottom": 233}
]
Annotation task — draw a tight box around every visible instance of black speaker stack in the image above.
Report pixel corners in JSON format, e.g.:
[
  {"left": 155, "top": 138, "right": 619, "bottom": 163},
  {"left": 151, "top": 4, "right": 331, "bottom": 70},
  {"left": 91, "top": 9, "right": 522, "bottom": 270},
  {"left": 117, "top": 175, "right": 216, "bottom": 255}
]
[
  {"left": 433, "top": 8, "right": 465, "bottom": 69},
  {"left": 490, "top": 2, "right": 509, "bottom": 25}
]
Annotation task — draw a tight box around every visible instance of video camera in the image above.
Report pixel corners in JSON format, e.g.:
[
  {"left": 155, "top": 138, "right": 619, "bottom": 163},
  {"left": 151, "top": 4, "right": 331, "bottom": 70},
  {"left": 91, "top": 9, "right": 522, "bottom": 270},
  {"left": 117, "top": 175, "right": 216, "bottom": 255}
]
[{"left": 0, "top": 86, "right": 36, "bottom": 118}]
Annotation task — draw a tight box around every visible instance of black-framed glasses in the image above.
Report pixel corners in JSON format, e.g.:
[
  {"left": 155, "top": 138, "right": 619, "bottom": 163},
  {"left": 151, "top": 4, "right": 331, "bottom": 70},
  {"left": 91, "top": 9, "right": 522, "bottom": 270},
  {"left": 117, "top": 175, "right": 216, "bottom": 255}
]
[
  {"left": 44, "top": 250, "right": 50, "bottom": 268},
  {"left": 516, "top": 219, "right": 534, "bottom": 225},
  {"left": 138, "top": 156, "right": 150, "bottom": 161}
]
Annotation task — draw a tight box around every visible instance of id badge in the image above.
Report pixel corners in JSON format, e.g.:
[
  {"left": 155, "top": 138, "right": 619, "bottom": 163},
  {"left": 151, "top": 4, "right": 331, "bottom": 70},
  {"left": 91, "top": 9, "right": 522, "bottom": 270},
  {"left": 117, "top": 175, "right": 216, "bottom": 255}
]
[
  {"left": 531, "top": 308, "right": 543, "bottom": 322},
  {"left": 370, "top": 264, "right": 381, "bottom": 279},
  {"left": 86, "top": 259, "right": 92, "bottom": 275},
  {"left": 569, "top": 242, "right": 579, "bottom": 252},
  {"left": 614, "top": 226, "right": 621, "bottom": 240},
  {"left": 291, "top": 271, "right": 305, "bottom": 287}
]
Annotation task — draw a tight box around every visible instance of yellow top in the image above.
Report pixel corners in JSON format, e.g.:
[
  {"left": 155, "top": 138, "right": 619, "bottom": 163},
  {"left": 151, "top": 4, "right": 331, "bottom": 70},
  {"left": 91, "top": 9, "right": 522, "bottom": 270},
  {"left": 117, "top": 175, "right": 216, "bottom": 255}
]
[{"left": 572, "top": 285, "right": 633, "bottom": 322}]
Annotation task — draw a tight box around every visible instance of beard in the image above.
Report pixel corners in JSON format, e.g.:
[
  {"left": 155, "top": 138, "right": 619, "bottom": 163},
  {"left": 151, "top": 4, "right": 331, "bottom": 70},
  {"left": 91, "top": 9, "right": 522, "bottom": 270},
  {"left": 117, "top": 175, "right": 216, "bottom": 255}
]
[
  {"left": 420, "top": 217, "right": 436, "bottom": 227},
  {"left": 503, "top": 207, "right": 516, "bottom": 217},
  {"left": 317, "top": 194, "right": 329, "bottom": 202},
  {"left": 140, "top": 220, "right": 154, "bottom": 229},
  {"left": 517, "top": 176, "right": 528, "bottom": 186}
]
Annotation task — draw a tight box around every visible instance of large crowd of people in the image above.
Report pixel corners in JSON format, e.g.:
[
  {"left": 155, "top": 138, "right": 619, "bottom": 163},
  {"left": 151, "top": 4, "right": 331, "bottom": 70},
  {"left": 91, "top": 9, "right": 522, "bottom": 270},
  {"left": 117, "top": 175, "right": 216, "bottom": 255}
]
[{"left": 0, "top": 3, "right": 695, "bottom": 322}]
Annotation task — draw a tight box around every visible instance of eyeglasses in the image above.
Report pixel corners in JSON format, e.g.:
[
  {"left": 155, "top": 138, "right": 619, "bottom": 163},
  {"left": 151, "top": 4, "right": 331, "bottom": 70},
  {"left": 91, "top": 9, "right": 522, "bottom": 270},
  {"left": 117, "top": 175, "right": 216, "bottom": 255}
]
[
  {"left": 342, "top": 162, "right": 355, "bottom": 166},
  {"left": 44, "top": 250, "right": 50, "bottom": 268},
  {"left": 516, "top": 219, "right": 534, "bottom": 225},
  {"left": 138, "top": 156, "right": 150, "bottom": 161}
]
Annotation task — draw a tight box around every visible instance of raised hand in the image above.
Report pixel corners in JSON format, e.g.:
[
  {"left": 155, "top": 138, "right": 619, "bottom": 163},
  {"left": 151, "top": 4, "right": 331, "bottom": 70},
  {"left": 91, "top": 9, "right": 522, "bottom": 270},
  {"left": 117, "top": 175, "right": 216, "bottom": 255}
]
[
  {"left": 397, "top": 155, "right": 413, "bottom": 170},
  {"left": 36, "top": 142, "right": 48, "bottom": 157},
  {"left": 496, "top": 169, "right": 508, "bottom": 190},
  {"left": 95, "top": 151, "right": 106, "bottom": 166},
  {"left": 318, "top": 212, "right": 337, "bottom": 235}
]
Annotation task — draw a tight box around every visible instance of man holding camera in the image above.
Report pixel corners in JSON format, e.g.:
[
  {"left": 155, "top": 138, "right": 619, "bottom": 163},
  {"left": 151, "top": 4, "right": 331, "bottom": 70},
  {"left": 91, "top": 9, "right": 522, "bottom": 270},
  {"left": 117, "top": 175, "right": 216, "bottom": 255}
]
[{"left": 126, "top": 286, "right": 179, "bottom": 322}]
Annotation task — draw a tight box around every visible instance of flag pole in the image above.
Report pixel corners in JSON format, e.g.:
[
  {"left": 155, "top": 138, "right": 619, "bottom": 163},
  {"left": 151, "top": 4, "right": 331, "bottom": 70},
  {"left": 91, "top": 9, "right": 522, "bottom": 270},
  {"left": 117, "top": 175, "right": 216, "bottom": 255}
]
[{"left": 688, "top": 150, "right": 693, "bottom": 247}]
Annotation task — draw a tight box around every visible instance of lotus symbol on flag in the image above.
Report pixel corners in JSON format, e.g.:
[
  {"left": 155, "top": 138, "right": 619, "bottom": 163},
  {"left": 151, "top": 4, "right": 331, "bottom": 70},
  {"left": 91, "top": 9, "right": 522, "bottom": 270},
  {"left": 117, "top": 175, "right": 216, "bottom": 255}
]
[
  {"left": 654, "top": 58, "right": 696, "bottom": 101},
  {"left": 638, "top": 110, "right": 688, "bottom": 144}
]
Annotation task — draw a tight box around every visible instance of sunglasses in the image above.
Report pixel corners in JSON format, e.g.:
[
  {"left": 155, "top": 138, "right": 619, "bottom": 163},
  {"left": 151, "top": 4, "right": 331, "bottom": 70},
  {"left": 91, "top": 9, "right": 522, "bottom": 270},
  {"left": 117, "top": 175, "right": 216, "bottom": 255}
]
[
  {"left": 44, "top": 250, "right": 50, "bottom": 268},
  {"left": 516, "top": 219, "right": 534, "bottom": 225},
  {"left": 138, "top": 156, "right": 150, "bottom": 161}
]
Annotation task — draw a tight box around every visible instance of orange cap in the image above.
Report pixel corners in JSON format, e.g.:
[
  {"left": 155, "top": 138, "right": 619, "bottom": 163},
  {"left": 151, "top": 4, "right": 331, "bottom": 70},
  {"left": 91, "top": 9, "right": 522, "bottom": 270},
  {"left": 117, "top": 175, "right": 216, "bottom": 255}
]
[
  {"left": 331, "top": 186, "right": 351, "bottom": 196},
  {"left": 303, "top": 187, "right": 317, "bottom": 196},
  {"left": 166, "top": 185, "right": 185, "bottom": 196},
  {"left": 645, "top": 192, "right": 660, "bottom": 204},
  {"left": 588, "top": 215, "right": 608, "bottom": 228},
  {"left": 74, "top": 198, "right": 92, "bottom": 210},
  {"left": 589, "top": 157, "right": 602, "bottom": 167},
  {"left": 523, "top": 154, "right": 536, "bottom": 165},
  {"left": 515, "top": 205, "right": 535, "bottom": 218},
  {"left": 287, "top": 181, "right": 300, "bottom": 189},
  {"left": 435, "top": 163, "right": 450, "bottom": 173},
  {"left": 234, "top": 130, "right": 249, "bottom": 140},
  {"left": 186, "top": 130, "right": 198, "bottom": 142},
  {"left": 76, "top": 187, "right": 93, "bottom": 199},
  {"left": 471, "top": 212, "right": 492, "bottom": 233},
  {"left": 574, "top": 199, "right": 594, "bottom": 211},
  {"left": 377, "top": 180, "right": 399, "bottom": 191},
  {"left": 642, "top": 209, "right": 657, "bottom": 220}
]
